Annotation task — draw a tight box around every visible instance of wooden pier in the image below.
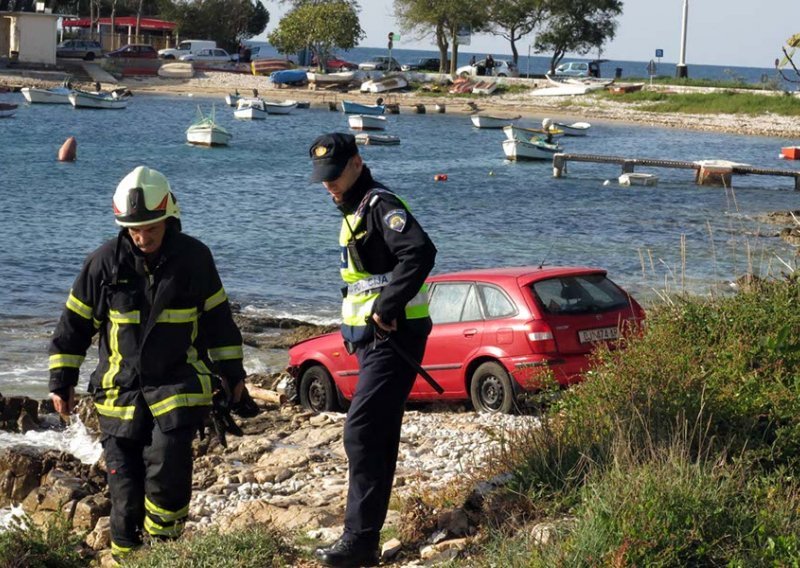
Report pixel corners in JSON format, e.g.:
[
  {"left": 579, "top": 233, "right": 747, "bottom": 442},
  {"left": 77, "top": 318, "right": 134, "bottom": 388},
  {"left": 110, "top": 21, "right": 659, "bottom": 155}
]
[{"left": 552, "top": 153, "right": 800, "bottom": 190}]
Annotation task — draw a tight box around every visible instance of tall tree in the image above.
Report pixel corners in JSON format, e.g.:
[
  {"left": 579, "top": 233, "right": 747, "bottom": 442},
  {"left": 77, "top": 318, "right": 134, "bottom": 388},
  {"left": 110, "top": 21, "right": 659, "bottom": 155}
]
[
  {"left": 486, "top": 0, "right": 548, "bottom": 66},
  {"left": 394, "top": 0, "right": 449, "bottom": 73},
  {"left": 534, "top": 0, "right": 622, "bottom": 74},
  {"left": 160, "top": 0, "right": 269, "bottom": 53},
  {"left": 268, "top": 0, "right": 364, "bottom": 71}
]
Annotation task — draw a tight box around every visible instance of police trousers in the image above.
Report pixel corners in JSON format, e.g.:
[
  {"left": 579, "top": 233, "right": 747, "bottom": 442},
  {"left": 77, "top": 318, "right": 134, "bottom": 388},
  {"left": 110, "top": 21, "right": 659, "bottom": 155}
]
[
  {"left": 102, "top": 423, "right": 195, "bottom": 555},
  {"left": 343, "top": 318, "right": 431, "bottom": 545}
]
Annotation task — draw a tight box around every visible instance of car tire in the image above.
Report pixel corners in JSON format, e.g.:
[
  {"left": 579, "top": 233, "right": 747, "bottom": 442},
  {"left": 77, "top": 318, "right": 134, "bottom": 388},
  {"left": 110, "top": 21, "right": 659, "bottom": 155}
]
[
  {"left": 85, "top": 52, "right": 95, "bottom": 61},
  {"left": 470, "top": 361, "right": 514, "bottom": 414},
  {"left": 163, "top": 54, "right": 175, "bottom": 60},
  {"left": 498, "top": 73, "right": 507, "bottom": 77},
  {"left": 300, "top": 365, "right": 340, "bottom": 413}
]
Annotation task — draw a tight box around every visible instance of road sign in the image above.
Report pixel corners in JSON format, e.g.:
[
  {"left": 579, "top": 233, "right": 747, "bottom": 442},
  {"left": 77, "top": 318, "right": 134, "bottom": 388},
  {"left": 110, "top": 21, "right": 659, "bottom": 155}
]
[
  {"left": 647, "top": 59, "right": 657, "bottom": 76},
  {"left": 655, "top": 48, "right": 664, "bottom": 58}
]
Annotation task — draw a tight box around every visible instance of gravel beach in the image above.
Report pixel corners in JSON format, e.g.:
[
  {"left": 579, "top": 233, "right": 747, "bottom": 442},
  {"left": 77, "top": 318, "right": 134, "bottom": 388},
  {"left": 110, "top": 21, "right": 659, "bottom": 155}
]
[{"left": 3, "top": 68, "right": 800, "bottom": 138}]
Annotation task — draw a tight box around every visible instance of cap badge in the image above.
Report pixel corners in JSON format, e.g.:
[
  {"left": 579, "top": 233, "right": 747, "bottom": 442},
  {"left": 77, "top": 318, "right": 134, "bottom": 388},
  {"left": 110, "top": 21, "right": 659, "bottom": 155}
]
[
  {"left": 383, "top": 209, "right": 407, "bottom": 232},
  {"left": 314, "top": 145, "right": 329, "bottom": 158}
]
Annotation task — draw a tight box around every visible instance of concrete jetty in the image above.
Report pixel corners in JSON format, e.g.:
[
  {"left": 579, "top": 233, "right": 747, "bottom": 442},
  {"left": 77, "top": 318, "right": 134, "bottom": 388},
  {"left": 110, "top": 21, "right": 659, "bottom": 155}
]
[{"left": 552, "top": 153, "right": 800, "bottom": 190}]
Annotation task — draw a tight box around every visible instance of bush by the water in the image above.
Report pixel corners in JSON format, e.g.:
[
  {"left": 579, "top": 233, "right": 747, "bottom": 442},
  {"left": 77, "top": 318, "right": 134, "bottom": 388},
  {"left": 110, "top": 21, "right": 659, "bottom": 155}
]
[
  {"left": 0, "top": 513, "right": 85, "bottom": 567},
  {"left": 470, "top": 274, "right": 800, "bottom": 565}
]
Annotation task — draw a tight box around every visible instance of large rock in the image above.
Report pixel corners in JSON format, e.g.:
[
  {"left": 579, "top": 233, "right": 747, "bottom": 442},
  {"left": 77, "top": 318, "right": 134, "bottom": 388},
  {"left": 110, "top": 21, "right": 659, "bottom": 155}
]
[
  {"left": 0, "top": 445, "right": 47, "bottom": 507},
  {"left": 0, "top": 396, "right": 39, "bottom": 431},
  {"left": 86, "top": 516, "right": 111, "bottom": 551},
  {"left": 73, "top": 494, "right": 112, "bottom": 531},
  {"left": 223, "top": 500, "right": 338, "bottom": 532}
]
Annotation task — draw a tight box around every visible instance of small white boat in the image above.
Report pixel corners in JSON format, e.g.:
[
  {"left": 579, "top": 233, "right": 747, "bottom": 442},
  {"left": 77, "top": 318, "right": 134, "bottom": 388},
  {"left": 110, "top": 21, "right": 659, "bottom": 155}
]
[
  {"left": 471, "top": 114, "right": 521, "bottom": 129},
  {"left": 472, "top": 80, "right": 498, "bottom": 95},
  {"left": 69, "top": 90, "right": 128, "bottom": 109},
  {"left": 234, "top": 98, "right": 268, "bottom": 119},
  {"left": 263, "top": 100, "right": 297, "bottom": 115},
  {"left": 360, "top": 75, "right": 408, "bottom": 94},
  {"left": 158, "top": 62, "right": 194, "bottom": 78},
  {"left": 618, "top": 173, "right": 658, "bottom": 187},
  {"left": 355, "top": 133, "right": 400, "bottom": 146},
  {"left": 0, "top": 102, "right": 18, "bottom": 117},
  {"left": 502, "top": 138, "right": 562, "bottom": 161},
  {"left": 307, "top": 70, "right": 364, "bottom": 87},
  {"left": 21, "top": 85, "right": 73, "bottom": 104},
  {"left": 225, "top": 92, "right": 241, "bottom": 107},
  {"left": 554, "top": 121, "right": 591, "bottom": 136},
  {"left": 348, "top": 114, "right": 387, "bottom": 131},
  {"left": 187, "top": 106, "right": 231, "bottom": 147},
  {"left": 503, "top": 124, "right": 564, "bottom": 142}
]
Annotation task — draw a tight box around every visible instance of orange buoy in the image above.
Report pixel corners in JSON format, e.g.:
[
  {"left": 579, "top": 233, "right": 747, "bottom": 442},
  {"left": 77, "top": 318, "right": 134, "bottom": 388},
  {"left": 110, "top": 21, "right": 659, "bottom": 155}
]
[
  {"left": 434, "top": 174, "right": 448, "bottom": 181},
  {"left": 58, "top": 136, "right": 77, "bottom": 162}
]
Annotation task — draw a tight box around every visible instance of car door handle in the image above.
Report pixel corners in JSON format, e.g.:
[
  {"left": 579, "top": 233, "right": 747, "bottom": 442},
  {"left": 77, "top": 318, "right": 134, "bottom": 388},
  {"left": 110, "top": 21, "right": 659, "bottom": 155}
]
[{"left": 463, "top": 328, "right": 478, "bottom": 337}]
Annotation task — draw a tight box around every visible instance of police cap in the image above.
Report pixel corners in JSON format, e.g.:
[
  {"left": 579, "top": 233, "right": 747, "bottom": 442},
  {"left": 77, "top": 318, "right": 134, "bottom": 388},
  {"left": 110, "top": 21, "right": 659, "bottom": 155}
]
[{"left": 308, "top": 132, "right": 358, "bottom": 182}]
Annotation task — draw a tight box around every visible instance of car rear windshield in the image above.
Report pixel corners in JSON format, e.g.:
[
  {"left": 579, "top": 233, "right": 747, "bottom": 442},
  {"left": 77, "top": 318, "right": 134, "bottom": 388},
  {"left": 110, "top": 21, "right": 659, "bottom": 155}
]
[{"left": 530, "top": 274, "right": 629, "bottom": 315}]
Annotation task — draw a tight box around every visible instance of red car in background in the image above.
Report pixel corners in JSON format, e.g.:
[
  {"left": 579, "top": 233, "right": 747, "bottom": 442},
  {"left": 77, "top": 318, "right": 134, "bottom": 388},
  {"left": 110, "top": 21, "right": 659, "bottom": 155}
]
[
  {"left": 287, "top": 266, "right": 645, "bottom": 414},
  {"left": 311, "top": 55, "right": 358, "bottom": 72}
]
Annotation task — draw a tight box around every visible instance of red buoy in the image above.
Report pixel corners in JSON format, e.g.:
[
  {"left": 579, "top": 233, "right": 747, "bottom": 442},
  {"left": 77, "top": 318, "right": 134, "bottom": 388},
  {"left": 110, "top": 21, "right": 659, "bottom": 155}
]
[
  {"left": 58, "top": 136, "right": 77, "bottom": 162},
  {"left": 434, "top": 174, "right": 448, "bottom": 181}
]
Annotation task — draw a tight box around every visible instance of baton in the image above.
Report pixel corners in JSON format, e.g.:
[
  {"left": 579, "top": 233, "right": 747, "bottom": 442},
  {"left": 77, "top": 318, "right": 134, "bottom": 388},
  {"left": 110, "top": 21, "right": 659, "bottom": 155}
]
[{"left": 377, "top": 330, "right": 445, "bottom": 394}]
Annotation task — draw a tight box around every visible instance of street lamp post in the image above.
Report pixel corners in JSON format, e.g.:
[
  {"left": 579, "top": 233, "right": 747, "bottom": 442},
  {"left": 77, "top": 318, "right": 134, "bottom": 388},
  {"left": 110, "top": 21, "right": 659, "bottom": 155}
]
[
  {"left": 527, "top": 44, "right": 531, "bottom": 78},
  {"left": 676, "top": 0, "right": 689, "bottom": 78}
]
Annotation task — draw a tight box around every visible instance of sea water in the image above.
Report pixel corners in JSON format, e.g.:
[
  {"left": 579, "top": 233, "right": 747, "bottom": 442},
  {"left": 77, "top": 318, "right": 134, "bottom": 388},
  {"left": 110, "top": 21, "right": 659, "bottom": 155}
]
[{"left": 0, "top": 93, "right": 797, "bottom": 401}]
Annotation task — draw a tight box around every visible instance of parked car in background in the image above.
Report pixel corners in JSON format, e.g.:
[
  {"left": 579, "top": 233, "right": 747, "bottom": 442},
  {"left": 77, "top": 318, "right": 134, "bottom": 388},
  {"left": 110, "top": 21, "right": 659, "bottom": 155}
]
[
  {"left": 158, "top": 39, "right": 216, "bottom": 60},
  {"left": 311, "top": 55, "right": 358, "bottom": 72},
  {"left": 106, "top": 44, "right": 158, "bottom": 59},
  {"left": 401, "top": 57, "right": 449, "bottom": 72},
  {"left": 358, "top": 56, "right": 401, "bottom": 71},
  {"left": 287, "top": 266, "right": 645, "bottom": 414},
  {"left": 553, "top": 61, "right": 590, "bottom": 77},
  {"left": 180, "top": 48, "right": 233, "bottom": 64},
  {"left": 56, "top": 39, "right": 103, "bottom": 60},
  {"left": 456, "top": 58, "right": 519, "bottom": 77}
]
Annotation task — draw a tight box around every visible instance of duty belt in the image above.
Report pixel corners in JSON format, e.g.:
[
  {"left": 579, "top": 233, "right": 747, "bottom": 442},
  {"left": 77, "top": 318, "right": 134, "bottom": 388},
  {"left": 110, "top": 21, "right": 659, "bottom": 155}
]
[{"left": 347, "top": 272, "right": 392, "bottom": 296}]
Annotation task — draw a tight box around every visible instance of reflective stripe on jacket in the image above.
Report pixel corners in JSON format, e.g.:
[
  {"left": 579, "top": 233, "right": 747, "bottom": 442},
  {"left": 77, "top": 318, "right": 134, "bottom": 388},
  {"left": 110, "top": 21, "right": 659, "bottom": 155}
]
[
  {"left": 48, "top": 229, "right": 246, "bottom": 438},
  {"left": 339, "top": 189, "right": 429, "bottom": 343}
]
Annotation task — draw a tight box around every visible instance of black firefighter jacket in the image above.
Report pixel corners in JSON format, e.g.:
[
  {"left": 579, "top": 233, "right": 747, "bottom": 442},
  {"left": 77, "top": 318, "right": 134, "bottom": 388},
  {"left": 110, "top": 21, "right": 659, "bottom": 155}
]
[{"left": 48, "top": 227, "right": 246, "bottom": 439}]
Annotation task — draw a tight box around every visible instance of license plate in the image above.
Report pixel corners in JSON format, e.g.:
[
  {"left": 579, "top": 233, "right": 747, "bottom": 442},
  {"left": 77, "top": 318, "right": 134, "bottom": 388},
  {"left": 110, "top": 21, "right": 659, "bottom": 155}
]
[{"left": 578, "top": 326, "right": 619, "bottom": 343}]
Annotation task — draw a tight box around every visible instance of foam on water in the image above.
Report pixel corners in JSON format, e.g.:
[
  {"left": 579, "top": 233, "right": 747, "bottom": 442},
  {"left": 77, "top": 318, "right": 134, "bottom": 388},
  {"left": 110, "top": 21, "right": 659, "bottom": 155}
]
[
  {"left": 0, "top": 504, "right": 27, "bottom": 532},
  {"left": 0, "top": 420, "right": 102, "bottom": 465}
]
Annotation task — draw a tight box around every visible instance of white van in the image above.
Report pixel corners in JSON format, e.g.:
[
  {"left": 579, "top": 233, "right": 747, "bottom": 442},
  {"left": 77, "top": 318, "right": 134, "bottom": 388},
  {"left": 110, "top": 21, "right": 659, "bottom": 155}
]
[{"left": 158, "top": 40, "right": 217, "bottom": 60}]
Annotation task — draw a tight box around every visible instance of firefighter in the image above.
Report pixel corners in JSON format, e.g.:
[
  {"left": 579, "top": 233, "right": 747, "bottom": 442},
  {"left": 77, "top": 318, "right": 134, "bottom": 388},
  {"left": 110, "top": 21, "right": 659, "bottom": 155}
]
[
  {"left": 48, "top": 166, "right": 247, "bottom": 562},
  {"left": 308, "top": 133, "right": 437, "bottom": 567}
]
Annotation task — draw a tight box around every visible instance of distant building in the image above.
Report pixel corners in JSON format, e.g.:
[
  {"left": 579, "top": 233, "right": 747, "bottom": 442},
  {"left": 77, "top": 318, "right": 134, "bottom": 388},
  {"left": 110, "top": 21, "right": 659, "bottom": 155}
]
[
  {"left": 62, "top": 16, "right": 176, "bottom": 51},
  {"left": 0, "top": 1, "right": 60, "bottom": 65}
]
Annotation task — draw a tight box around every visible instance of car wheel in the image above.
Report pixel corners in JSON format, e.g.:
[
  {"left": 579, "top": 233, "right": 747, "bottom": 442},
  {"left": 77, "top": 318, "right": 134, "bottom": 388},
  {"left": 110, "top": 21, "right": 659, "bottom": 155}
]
[
  {"left": 498, "top": 73, "right": 507, "bottom": 77},
  {"left": 470, "top": 362, "right": 514, "bottom": 414},
  {"left": 85, "top": 52, "right": 95, "bottom": 61},
  {"left": 300, "top": 365, "right": 340, "bottom": 413},
  {"left": 163, "top": 54, "right": 175, "bottom": 60}
]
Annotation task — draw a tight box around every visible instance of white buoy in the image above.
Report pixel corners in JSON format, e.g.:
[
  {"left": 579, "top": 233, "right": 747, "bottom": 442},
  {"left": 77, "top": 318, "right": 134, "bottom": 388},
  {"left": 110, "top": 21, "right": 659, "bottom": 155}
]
[{"left": 603, "top": 180, "right": 611, "bottom": 186}]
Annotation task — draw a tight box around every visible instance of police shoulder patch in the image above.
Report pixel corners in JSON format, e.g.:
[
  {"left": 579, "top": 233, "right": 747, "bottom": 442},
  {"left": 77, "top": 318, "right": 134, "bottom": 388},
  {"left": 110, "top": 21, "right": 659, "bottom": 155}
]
[{"left": 383, "top": 209, "right": 407, "bottom": 232}]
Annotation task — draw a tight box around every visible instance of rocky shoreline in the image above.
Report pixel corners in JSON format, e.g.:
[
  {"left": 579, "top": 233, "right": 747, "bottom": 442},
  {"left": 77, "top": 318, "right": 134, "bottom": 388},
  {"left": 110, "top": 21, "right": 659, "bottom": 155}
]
[{"left": 0, "top": 367, "right": 537, "bottom": 566}]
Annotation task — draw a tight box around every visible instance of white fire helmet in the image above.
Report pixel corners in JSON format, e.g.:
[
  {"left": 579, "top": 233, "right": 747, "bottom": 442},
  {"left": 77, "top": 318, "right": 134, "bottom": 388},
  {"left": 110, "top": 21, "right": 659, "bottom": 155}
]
[{"left": 112, "top": 166, "right": 180, "bottom": 227}]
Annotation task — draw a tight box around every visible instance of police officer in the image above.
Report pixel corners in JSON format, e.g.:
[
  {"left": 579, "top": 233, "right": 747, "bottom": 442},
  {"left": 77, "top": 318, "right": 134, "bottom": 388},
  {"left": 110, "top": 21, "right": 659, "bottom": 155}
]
[
  {"left": 309, "top": 133, "right": 437, "bottom": 567},
  {"left": 48, "top": 166, "right": 248, "bottom": 562}
]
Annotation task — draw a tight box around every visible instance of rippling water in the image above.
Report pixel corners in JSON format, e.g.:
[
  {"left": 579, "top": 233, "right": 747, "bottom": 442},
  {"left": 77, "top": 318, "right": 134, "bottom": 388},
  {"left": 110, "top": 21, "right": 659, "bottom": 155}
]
[{"left": 0, "top": 91, "right": 798, "bottom": 397}]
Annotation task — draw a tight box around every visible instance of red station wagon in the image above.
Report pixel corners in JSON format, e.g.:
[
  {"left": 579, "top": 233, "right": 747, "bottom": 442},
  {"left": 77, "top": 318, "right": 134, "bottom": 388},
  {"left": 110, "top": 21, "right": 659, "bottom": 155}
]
[{"left": 287, "top": 266, "right": 645, "bottom": 414}]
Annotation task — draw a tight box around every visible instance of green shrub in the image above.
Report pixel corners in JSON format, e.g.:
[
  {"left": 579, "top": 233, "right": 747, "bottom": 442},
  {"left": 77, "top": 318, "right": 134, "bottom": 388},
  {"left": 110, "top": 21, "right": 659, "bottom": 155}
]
[
  {"left": 127, "top": 526, "right": 296, "bottom": 568},
  {"left": 0, "top": 513, "right": 86, "bottom": 568}
]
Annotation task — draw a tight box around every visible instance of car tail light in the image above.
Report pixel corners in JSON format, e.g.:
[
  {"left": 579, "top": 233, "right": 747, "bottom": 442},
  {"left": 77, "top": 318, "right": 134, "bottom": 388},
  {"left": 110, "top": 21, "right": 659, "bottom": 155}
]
[{"left": 525, "top": 320, "right": 557, "bottom": 354}]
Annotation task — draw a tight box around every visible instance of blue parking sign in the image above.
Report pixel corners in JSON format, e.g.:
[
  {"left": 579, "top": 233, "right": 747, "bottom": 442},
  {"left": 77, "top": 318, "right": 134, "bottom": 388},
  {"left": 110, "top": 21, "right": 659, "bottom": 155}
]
[{"left": 655, "top": 49, "right": 664, "bottom": 58}]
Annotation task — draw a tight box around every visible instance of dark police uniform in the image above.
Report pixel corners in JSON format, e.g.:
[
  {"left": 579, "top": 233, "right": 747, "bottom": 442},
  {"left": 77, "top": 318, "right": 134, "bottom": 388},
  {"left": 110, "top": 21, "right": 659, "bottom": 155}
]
[
  {"left": 309, "top": 133, "right": 437, "bottom": 566},
  {"left": 48, "top": 224, "right": 245, "bottom": 557}
]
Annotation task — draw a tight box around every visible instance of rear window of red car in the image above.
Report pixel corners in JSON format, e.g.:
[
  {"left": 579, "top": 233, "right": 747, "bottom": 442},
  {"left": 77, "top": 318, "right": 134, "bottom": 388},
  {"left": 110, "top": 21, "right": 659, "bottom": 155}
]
[{"left": 531, "top": 274, "right": 629, "bottom": 315}]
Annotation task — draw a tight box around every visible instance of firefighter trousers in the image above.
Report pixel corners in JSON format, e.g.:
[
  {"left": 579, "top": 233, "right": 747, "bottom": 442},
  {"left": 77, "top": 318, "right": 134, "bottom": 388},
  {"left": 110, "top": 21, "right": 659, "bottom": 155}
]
[{"left": 103, "top": 424, "right": 195, "bottom": 556}]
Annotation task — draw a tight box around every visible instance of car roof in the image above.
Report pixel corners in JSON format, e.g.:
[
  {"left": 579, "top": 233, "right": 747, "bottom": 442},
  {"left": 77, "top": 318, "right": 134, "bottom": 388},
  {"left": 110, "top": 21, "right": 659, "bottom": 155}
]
[{"left": 428, "top": 266, "right": 608, "bottom": 285}]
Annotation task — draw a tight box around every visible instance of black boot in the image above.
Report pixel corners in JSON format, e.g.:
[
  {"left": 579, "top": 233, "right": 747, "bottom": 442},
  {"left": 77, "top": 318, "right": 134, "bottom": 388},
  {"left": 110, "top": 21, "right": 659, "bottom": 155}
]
[{"left": 314, "top": 536, "right": 379, "bottom": 567}]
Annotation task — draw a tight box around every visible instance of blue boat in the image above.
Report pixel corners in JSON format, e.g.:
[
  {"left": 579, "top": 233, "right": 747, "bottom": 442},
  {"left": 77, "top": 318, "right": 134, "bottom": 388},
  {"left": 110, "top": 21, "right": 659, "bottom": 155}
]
[
  {"left": 269, "top": 69, "right": 308, "bottom": 85},
  {"left": 341, "top": 100, "right": 385, "bottom": 115}
]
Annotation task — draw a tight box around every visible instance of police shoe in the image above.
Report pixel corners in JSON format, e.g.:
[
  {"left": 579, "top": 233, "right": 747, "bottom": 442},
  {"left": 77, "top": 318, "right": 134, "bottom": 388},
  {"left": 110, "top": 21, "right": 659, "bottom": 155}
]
[{"left": 314, "top": 536, "right": 379, "bottom": 567}]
